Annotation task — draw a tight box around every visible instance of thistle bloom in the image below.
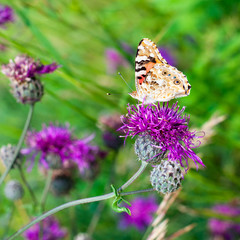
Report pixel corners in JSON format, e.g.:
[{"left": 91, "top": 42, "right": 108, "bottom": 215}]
[
  {"left": 120, "top": 196, "right": 158, "bottom": 231},
  {"left": 22, "top": 124, "right": 104, "bottom": 173},
  {"left": 158, "top": 47, "right": 176, "bottom": 66},
  {"left": 119, "top": 102, "right": 204, "bottom": 169},
  {"left": 106, "top": 48, "right": 129, "bottom": 74},
  {"left": 1, "top": 55, "right": 59, "bottom": 82},
  {"left": 1, "top": 55, "right": 59, "bottom": 104},
  {"left": 0, "top": 5, "right": 14, "bottom": 27},
  {"left": 208, "top": 204, "right": 240, "bottom": 240},
  {"left": 23, "top": 216, "right": 67, "bottom": 240}
]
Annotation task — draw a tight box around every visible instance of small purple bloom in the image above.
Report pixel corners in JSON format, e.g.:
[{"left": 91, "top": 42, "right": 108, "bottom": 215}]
[
  {"left": 208, "top": 204, "right": 240, "bottom": 240},
  {"left": 106, "top": 48, "right": 129, "bottom": 74},
  {"left": 119, "top": 102, "right": 204, "bottom": 170},
  {"left": 22, "top": 123, "right": 105, "bottom": 173},
  {"left": 0, "top": 5, "right": 14, "bottom": 27},
  {"left": 23, "top": 216, "right": 67, "bottom": 240},
  {"left": 1, "top": 55, "right": 60, "bottom": 82},
  {"left": 120, "top": 196, "right": 158, "bottom": 231},
  {"left": 158, "top": 47, "right": 176, "bottom": 66}
]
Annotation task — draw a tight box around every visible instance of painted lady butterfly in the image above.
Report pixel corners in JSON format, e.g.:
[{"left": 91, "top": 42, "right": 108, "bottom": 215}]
[{"left": 129, "top": 38, "right": 191, "bottom": 104}]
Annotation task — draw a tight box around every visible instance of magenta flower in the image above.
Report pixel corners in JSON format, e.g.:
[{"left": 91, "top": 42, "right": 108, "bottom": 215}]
[
  {"left": 0, "top": 5, "right": 14, "bottom": 27},
  {"left": 208, "top": 204, "right": 240, "bottom": 240},
  {"left": 106, "top": 48, "right": 129, "bottom": 74},
  {"left": 1, "top": 55, "right": 59, "bottom": 82},
  {"left": 119, "top": 102, "right": 204, "bottom": 169},
  {"left": 158, "top": 47, "right": 176, "bottom": 66},
  {"left": 22, "top": 123, "right": 105, "bottom": 173},
  {"left": 23, "top": 216, "right": 67, "bottom": 240},
  {"left": 120, "top": 196, "right": 158, "bottom": 231}
]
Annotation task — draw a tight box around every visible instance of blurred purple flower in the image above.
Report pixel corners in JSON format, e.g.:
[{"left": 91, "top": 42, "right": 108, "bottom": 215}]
[
  {"left": 23, "top": 216, "right": 67, "bottom": 240},
  {"left": 158, "top": 47, "right": 176, "bottom": 66},
  {"left": 120, "top": 196, "right": 158, "bottom": 231},
  {"left": 1, "top": 55, "right": 59, "bottom": 82},
  {"left": 106, "top": 48, "right": 129, "bottom": 74},
  {"left": 119, "top": 102, "right": 204, "bottom": 170},
  {"left": 22, "top": 123, "right": 105, "bottom": 173},
  {"left": 0, "top": 5, "right": 14, "bottom": 27},
  {"left": 208, "top": 204, "right": 240, "bottom": 240}
]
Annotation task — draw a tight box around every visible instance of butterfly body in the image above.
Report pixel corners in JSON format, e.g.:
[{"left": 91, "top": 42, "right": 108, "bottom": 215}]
[{"left": 129, "top": 38, "right": 191, "bottom": 104}]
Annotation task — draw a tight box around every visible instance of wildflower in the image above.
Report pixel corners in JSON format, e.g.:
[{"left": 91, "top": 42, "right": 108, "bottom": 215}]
[
  {"left": 22, "top": 123, "right": 105, "bottom": 174},
  {"left": 99, "top": 114, "right": 124, "bottom": 150},
  {"left": 0, "top": 5, "right": 14, "bottom": 27},
  {"left": 158, "top": 46, "right": 176, "bottom": 66},
  {"left": 23, "top": 216, "right": 67, "bottom": 240},
  {"left": 208, "top": 204, "right": 240, "bottom": 240},
  {"left": 1, "top": 55, "right": 59, "bottom": 104},
  {"left": 106, "top": 48, "right": 129, "bottom": 74},
  {"left": 119, "top": 102, "right": 204, "bottom": 169},
  {"left": 0, "top": 144, "right": 22, "bottom": 168},
  {"left": 120, "top": 196, "right": 158, "bottom": 231}
]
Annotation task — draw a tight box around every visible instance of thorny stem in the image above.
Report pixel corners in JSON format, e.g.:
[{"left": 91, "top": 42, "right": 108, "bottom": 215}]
[
  {"left": 18, "top": 165, "right": 38, "bottom": 206},
  {"left": 8, "top": 161, "right": 148, "bottom": 240},
  {"left": 0, "top": 104, "right": 34, "bottom": 187}
]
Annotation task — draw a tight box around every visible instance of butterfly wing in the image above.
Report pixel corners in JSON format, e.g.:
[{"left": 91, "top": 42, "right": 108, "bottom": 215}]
[{"left": 129, "top": 38, "right": 191, "bottom": 104}]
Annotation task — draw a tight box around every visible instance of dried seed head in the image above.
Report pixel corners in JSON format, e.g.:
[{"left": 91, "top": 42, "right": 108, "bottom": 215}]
[
  {"left": 4, "top": 180, "right": 24, "bottom": 201},
  {"left": 150, "top": 160, "right": 183, "bottom": 194},
  {"left": 0, "top": 144, "right": 22, "bottom": 168}
]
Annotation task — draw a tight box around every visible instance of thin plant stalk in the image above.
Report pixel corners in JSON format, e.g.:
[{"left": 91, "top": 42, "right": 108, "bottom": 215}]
[
  {"left": 18, "top": 165, "right": 38, "bottom": 206},
  {"left": 0, "top": 104, "right": 34, "bottom": 187},
  {"left": 9, "top": 161, "right": 148, "bottom": 240}
]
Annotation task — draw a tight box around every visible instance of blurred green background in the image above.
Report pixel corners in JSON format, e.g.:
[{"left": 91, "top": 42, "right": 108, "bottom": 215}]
[{"left": 0, "top": 0, "right": 240, "bottom": 239}]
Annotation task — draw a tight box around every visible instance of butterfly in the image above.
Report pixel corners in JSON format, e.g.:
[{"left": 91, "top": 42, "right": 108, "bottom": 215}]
[{"left": 129, "top": 38, "right": 191, "bottom": 104}]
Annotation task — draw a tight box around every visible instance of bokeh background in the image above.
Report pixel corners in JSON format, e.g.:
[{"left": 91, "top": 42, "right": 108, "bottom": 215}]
[{"left": 0, "top": 0, "right": 239, "bottom": 239}]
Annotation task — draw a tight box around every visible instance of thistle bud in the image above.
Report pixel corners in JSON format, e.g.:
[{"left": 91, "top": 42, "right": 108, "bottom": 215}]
[
  {"left": 4, "top": 180, "right": 24, "bottom": 201},
  {"left": 74, "top": 233, "right": 92, "bottom": 240},
  {"left": 0, "top": 144, "right": 22, "bottom": 168},
  {"left": 135, "top": 135, "right": 167, "bottom": 164},
  {"left": 150, "top": 160, "right": 182, "bottom": 194}
]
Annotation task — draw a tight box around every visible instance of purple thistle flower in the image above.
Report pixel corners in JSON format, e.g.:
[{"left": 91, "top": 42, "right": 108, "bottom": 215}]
[
  {"left": 0, "top": 5, "right": 14, "bottom": 27},
  {"left": 119, "top": 102, "right": 204, "bottom": 170},
  {"left": 158, "top": 47, "right": 176, "bottom": 66},
  {"left": 208, "top": 204, "right": 240, "bottom": 240},
  {"left": 1, "top": 55, "right": 59, "bottom": 82},
  {"left": 120, "top": 196, "right": 158, "bottom": 231},
  {"left": 23, "top": 216, "right": 67, "bottom": 240},
  {"left": 106, "top": 48, "right": 129, "bottom": 74},
  {"left": 22, "top": 123, "right": 105, "bottom": 173}
]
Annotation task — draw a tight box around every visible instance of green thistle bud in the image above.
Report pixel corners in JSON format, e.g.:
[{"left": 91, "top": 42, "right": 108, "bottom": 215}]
[
  {"left": 4, "top": 180, "right": 24, "bottom": 201},
  {"left": 11, "top": 78, "right": 44, "bottom": 104},
  {"left": 0, "top": 144, "right": 22, "bottom": 169},
  {"left": 150, "top": 160, "right": 182, "bottom": 194},
  {"left": 135, "top": 135, "right": 167, "bottom": 164}
]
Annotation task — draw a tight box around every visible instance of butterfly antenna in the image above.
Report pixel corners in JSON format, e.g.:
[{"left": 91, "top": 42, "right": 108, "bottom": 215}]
[{"left": 118, "top": 72, "right": 133, "bottom": 91}]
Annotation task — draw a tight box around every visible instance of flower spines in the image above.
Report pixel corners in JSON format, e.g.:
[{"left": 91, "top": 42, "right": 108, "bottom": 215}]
[{"left": 119, "top": 102, "right": 204, "bottom": 170}]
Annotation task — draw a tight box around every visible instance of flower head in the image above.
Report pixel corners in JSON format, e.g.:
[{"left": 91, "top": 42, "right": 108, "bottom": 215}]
[
  {"left": 120, "top": 196, "right": 158, "bottom": 231},
  {"left": 2, "top": 55, "right": 59, "bottom": 82},
  {"left": 23, "top": 216, "right": 67, "bottom": 240},
  {"left": 106, "top": 48, "right": 129, "bottom": 74},
  {"left": 22, "top": 123, "right": 105, "bottom": 174},
  {"left": 208, "top": 204, "right": 240, "bottom": 240},
  {"left": 119, "top": 102, "right": 204, "bottom": 169},
  {"left": 158, "top": 47, "right": 176, "bottom": 66},
  {"left": 0, "top": 5, "right": 14, "bottom": 27}
]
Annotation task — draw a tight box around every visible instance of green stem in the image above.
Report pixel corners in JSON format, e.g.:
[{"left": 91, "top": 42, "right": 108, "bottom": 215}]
[
  {"left": 8, "top": 161, "right": 148, "bottom": 240},
  {"left": 0, "top": 104, "right": 34, "bottom": 187},
  {"left": 40, "top": 170, "right": 53, "bottom": 212},
  {"left": 18, "top": 165, "right": 38, "bottom": 206}
]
